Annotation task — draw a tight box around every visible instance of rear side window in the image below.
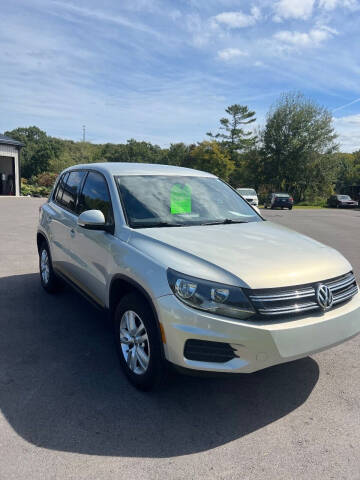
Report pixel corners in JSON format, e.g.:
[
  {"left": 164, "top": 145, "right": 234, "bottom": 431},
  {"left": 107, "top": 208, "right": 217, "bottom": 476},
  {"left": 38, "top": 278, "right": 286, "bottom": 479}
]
[
  {"left": 59, "top": 171, "right": 86, "bottom": 212},
  {"left": 54, "top": 172, "right": 69, "bottom": 204},
  {"left": 78, "top": 171, "right": 113, "bottom": 223}
]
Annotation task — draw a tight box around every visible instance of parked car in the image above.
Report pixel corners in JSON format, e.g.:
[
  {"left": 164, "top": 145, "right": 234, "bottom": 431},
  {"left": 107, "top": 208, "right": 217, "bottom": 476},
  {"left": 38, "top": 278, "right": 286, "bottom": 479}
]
[
  {"left": 236, "top": 188, "right": 259, "bottom": 207},
  {"left": 327, "top": 194, "right": 358, "bottom": 208},
  {"left": 37, "top": 163, "right": 360, "bottom": 390},
  {"left": 341, "top": 185, "right": 360, "bottom": 204},
  {"left": 264, "top": 193, "right": 294, "bottom": 210}
]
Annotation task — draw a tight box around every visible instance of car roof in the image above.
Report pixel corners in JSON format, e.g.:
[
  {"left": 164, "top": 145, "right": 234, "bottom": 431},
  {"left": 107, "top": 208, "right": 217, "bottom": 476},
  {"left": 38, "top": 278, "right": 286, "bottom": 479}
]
[{"left": 63, "top": 162, "right": 216, "bottom": 178}]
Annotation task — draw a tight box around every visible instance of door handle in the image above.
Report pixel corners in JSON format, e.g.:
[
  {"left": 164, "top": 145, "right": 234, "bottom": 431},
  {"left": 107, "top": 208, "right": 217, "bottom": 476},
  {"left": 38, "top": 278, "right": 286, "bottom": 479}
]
[{"left": 70, "top": 228, "right": 75, "bottom": 238}]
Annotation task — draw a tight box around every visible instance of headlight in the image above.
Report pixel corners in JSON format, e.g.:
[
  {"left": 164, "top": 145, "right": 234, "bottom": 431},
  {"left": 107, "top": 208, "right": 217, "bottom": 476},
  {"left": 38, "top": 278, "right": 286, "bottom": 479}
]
[{"left": 167, "top": 268, "right": 255, "bottom": 320}]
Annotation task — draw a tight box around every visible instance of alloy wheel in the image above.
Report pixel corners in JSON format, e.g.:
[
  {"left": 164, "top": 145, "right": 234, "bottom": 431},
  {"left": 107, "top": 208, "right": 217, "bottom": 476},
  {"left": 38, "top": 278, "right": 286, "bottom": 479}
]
[
  {"left": 119, "top": 310, "right": 150, "bottom": 375},
  {"left": 40, "top": 249, "right": 50, "bottom": 285}
]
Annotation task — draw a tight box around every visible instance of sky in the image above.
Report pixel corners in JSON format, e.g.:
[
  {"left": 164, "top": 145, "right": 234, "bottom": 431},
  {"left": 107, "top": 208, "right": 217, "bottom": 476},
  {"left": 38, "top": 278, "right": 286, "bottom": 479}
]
[{"left": 1, "top": 0, "right": 360, "bottom": 151}]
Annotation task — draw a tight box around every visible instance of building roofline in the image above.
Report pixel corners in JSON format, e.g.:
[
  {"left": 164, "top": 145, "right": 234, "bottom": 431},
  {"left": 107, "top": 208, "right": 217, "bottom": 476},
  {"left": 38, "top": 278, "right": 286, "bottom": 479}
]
[{"left": 0, "top": 134, "right": 24, "bottom": 147}]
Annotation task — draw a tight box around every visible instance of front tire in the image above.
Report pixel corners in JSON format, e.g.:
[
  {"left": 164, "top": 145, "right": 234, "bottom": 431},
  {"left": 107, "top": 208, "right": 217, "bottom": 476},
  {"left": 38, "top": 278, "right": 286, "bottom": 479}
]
[
  {"left": 39, "top": 242, "right": 62, "bottom": 293},
  {"left": 114, "top": 293, "right": 166, "bottom": 390}
]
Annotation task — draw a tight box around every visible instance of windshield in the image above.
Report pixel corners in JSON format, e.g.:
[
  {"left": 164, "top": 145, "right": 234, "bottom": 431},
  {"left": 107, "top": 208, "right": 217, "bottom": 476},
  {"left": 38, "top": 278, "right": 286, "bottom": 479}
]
[
  {"left": 338, "top": 195, "right": 351, "bottom": 200},
  {"left": 116, "top": 175, "right": 262, "bottom": 228},
  {"left": 237, "top": 188, "right": 257, "bottom": 196}
]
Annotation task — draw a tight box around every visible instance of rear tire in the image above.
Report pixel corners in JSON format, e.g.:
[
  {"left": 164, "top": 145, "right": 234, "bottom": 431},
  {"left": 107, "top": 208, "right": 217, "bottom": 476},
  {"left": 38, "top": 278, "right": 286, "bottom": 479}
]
[
  {"left": 114, "top": 292, "right": 167, "bottom": 391},
  {"left": 39, "top": 242, "right": 63, "bottom": 293}
]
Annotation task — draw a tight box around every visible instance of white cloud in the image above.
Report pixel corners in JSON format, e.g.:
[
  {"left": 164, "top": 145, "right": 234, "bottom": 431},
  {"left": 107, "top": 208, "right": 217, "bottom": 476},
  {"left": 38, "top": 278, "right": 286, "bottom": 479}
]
[
  {"left": 273, "top": 0, "right": 315, "bottom": 20},
  {"left": 334, "top": 114, "right": 360, "bottom": 152},
  {"left": 319, "top": 0, "right": 359, "bottom": 10},
  {"left": 274, "top": 26, "right": 337, "bottom": 48},
  {"left": 52, "top": 1, "right": 162, "bottom": 37},
  {"left": 217, "top": 47, "right": 248, "bottom": 60},
  {"left": 186, "top": 13, "right": 213, "bottom": 47},
  {"left": 212, "top": 6, "right": 261, "bottom": 29}
]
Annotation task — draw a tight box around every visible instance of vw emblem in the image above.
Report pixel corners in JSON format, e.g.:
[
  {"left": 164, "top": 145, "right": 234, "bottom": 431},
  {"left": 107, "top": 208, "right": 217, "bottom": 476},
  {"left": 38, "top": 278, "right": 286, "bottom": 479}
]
[{"left": 316, "top": 284, "right": 333, "bottom": 311}]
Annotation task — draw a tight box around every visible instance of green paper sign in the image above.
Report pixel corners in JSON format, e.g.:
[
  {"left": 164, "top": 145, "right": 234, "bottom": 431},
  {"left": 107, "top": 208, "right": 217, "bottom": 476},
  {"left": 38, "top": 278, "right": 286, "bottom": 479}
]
[{"left": 170, "top": 184, "right": 192, "bottom": 214}]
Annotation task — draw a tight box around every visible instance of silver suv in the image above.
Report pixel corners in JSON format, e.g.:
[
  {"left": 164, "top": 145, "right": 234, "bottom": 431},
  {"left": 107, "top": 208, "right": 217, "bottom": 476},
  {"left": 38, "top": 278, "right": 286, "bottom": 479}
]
[{"left": 37, "top": 163, "right": 360, "bottom": 390}]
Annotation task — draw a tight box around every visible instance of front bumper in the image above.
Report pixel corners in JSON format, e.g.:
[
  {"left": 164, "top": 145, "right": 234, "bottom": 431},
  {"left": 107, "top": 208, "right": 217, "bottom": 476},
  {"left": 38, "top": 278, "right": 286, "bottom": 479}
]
[{"left": 155, "top": 292, "right": 360, "bottom": 373}]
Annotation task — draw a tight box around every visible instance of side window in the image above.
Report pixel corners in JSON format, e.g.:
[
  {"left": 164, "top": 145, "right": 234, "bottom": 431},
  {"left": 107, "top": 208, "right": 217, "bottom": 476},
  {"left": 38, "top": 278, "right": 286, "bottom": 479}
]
[
  {"left": 79, "top": 171, "right": 113, "bottom": 223},
  {"left": 54, "top": 172, "right": 69, "bottom": 204},
  {"left": 60, "top": 171, "right": 86, "bottom": 212}
]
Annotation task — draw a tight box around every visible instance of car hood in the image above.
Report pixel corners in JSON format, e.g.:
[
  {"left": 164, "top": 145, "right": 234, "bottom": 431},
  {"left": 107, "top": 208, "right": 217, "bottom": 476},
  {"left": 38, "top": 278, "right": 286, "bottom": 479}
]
[{"left": 129, "top": 221, "right": 351, "bottom": 289}]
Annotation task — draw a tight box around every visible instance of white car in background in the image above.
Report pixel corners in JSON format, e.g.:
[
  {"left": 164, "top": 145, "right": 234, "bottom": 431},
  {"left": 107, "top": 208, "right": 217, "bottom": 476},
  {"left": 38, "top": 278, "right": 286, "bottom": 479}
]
[{"left": 236, "top": 188, "right": 259, "bottom": 207}]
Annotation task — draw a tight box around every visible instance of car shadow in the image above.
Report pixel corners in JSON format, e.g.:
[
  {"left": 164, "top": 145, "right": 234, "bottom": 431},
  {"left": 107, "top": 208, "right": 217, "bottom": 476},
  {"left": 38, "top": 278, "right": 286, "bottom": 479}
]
[{"left": 0, "top": 273, "right": 319, "bottom": 458}]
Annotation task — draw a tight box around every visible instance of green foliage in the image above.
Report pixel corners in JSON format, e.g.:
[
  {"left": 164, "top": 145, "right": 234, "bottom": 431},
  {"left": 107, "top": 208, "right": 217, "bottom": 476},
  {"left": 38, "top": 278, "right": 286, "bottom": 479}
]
[
  {"left": 5, "top": 126, "right": 59, "bottom": 178},
  {"left": 21, "top": 182, "right": 50, "bottom": 197},
  {"left": 35, "top": 172, "right": 58, "bottom": 187},
  {"left": 296, "top": 198, "right": 327, "bottom": 207},
  {"left": 262, "top": 92, "right": 339, "bottom": 201},
  {"left": 189, "top": 141, "right": 234, "bottom": 180},
  {"left": 334, "top": 151, "right": 360, "bottom": 191},
  {"left": 207, "top": 104, "right": 257, "bottom": 164},
  {"left": 163, "top": 143, "right": 191, "bottom": 166},
  {"left": 6, "top": 92, "right": 360, "bottom": 207}
]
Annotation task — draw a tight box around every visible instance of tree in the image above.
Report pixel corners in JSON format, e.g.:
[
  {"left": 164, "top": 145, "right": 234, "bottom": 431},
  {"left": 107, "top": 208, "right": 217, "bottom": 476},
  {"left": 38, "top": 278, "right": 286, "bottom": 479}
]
[
  {"left": 207, "top": 104, "right": 257, "bottom": 164},
  {"left": 100, "top": 143, "right": 130, "bottom": 163},
  {"left": 163, "top": 143, "right": 190, "bottom": 166},
  {"left": 262, "top": 92, "right": 338, "bottom": 201},
  {"left": 189, "top": 141, "right": 234, "bottom": 180},
  {"left": 125, "top": 139, "right": 163, "bottom": 164},
  {"left": 5, "top": 126, "right": 60, "bottom": 178}
]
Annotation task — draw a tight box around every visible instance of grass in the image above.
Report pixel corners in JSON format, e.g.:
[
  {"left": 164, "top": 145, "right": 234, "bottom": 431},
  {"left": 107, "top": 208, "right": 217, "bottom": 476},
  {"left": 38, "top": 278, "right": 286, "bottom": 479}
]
[{"left": 293, "top": 205, "right": 323, "bottom": 209}]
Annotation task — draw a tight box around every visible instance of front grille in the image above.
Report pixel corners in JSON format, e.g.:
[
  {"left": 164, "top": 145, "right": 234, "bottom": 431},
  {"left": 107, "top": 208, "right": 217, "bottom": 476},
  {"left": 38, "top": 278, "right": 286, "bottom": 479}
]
[
  {"left": 248, "top": 272, "right": 358, "bottom": 317},
  {"left": 184, "top": 339, "right": 238, "bottom": 363}
]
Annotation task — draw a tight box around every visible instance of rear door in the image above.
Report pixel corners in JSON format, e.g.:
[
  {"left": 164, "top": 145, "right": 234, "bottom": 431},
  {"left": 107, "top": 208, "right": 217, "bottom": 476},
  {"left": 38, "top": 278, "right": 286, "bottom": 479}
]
[
  {"left": 70, "top": 170, "right": 116, "bottom": 307},
  {"left": 49, "top": 170, "right": 86, "bottom": 276}
]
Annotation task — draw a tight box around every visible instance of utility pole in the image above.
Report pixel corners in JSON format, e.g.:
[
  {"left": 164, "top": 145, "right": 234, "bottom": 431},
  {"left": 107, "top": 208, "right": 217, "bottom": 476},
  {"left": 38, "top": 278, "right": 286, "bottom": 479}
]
[{"left": 82, "top": 125, "right": 86, "bottom": 142}]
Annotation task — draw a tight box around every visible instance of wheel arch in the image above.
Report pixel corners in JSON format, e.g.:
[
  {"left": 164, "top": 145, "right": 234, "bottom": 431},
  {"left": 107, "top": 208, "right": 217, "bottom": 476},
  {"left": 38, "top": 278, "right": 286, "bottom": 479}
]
[
  {"left": 37, "top": 231, "right": 49, "bottom": 253},
  {"left": 109, "top": 274, "right": 165, "bottom": 357}
]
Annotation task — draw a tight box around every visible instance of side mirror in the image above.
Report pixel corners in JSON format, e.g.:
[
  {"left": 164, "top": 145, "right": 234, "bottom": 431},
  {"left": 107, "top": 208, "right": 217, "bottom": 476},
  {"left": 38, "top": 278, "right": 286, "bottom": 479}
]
[{"left": 78, "top": 210, "right": 106, "bottom": 230}]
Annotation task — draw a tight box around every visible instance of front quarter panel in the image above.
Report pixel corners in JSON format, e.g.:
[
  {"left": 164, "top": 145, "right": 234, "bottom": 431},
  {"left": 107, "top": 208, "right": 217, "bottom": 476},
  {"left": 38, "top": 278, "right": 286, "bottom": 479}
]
[{"left": 107, "top": 235, "right": 171, "bottom": 308}]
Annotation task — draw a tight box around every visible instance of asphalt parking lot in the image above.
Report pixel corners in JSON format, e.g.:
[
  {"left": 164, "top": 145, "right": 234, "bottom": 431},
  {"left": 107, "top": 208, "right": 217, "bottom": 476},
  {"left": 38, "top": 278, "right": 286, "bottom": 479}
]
[{"left": 1, "top": 198, "right": 359, "bottom": 480}]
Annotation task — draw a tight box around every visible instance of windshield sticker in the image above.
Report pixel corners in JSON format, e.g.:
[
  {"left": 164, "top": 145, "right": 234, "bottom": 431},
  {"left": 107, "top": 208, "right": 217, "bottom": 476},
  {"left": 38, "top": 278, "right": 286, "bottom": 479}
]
[{"left": 170, "top": 184, "right": 191, "bottom": 214}]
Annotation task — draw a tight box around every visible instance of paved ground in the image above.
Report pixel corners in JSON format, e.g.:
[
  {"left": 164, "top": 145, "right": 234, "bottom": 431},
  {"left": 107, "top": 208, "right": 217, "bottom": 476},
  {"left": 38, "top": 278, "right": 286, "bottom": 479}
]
[{"left": 0, "top": 198, "right": 359, "bottom": 480}]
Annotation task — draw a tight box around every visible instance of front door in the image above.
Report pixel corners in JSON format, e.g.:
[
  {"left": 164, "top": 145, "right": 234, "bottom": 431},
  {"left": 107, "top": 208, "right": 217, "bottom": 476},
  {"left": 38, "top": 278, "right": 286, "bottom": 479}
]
[{"left": 70, "top": 170, "right": 115, "bottom": 307}]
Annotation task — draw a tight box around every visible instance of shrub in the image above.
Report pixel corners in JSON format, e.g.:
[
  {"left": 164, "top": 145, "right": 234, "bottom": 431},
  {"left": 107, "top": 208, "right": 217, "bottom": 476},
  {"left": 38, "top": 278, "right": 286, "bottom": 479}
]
[
  {"left": 21, "top": 182, "right": 51, "bottom": 197},
  {"left": 35, "top": 171, "right": 58, "bottom": 187}
]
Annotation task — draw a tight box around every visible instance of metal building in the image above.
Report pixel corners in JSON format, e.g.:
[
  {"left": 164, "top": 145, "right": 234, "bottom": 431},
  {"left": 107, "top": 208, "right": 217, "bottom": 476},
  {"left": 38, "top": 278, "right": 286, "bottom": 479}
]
[{"left": 0, "top": 134, "right": 23, "bottom": 196}]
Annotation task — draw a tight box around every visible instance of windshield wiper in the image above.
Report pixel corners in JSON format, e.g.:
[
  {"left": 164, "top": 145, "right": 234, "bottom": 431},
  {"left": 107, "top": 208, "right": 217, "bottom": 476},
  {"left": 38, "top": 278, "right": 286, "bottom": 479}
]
[
  {"left": 201, "top": 219, "right": 249, "bottom": 226},
  {"left": 132, "top": 222, "right": 186, "bottom": 229}
]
